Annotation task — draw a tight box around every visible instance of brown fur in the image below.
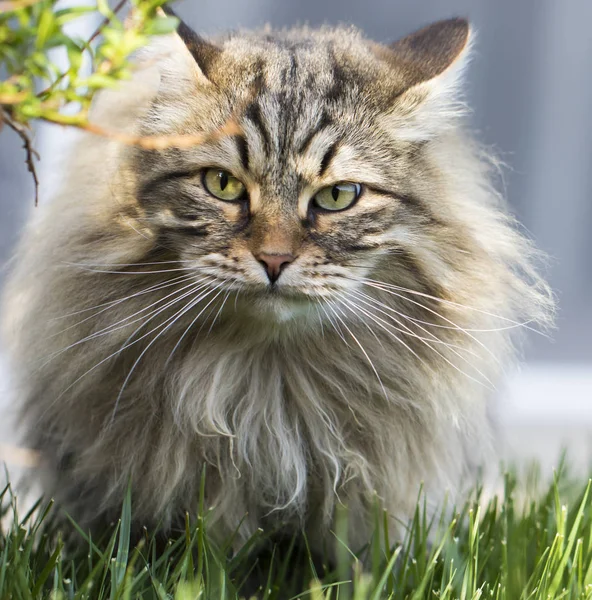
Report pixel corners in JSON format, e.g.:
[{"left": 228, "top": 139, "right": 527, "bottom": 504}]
[{"left": 1, "top": 18, "right": 553, "bottom": 552}]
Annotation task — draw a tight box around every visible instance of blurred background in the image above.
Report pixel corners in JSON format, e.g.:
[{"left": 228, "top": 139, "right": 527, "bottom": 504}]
[{"left": 1, "top": 0, "right": 591, "bottom": 472}]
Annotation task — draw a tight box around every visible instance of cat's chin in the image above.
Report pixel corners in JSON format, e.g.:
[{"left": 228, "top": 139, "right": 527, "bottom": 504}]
[{"left": 239, "top": 288, "right": 316, "bottom": 323}]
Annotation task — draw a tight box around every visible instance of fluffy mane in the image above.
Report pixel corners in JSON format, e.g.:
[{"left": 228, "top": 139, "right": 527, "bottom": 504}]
[{"left": 1, "top": 17, "right": 553, "bottom": 551}]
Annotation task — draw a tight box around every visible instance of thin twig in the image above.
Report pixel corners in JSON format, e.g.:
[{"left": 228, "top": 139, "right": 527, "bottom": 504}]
[
  {"left": 1, "top": 107, "right": 40, "bottom": 205},
  {"left": 88, "top": 0, "right": 128, "bottom": 45},
  {"left": 3, "top": 0, "right": 237, "bottom": 205},
  {"left": 47, "top": 118, "right": 243, "bottom": 151},
  {"left": 37, "top": 0, "right": 128, "bottom": 99}
]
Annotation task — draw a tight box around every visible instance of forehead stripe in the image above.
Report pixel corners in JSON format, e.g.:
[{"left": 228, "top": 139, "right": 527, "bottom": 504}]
[
  {"left": 244, "top": 102, "right": 272, "bottom": 156},
  {"left": 234, "top": 134, "right": 250, "bottom": 171},
  {"left": 318, "top": 141, "right": 339, "bottom": 177}
]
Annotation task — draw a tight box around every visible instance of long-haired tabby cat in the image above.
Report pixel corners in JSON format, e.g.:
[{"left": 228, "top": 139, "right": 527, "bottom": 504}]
[{"left": 1, "top": 11, "right": 553, "bottom": 554}]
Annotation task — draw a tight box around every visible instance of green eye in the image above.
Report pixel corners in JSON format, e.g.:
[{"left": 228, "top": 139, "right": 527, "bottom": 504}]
[
  {"left": 313, "top": 182, "right": 361, "bottom": 212},
  {"left": 203, "top": 168, "right": 246, "bottom": 201}
]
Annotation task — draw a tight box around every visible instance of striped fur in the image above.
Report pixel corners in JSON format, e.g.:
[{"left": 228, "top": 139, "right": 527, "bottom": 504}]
[{"left": 1, "top": 18, "right": 553, "bottom": 552}]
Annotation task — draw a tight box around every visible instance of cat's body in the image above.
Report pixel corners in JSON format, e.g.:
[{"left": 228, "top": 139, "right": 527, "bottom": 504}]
[{"left": 1, "top": 16, "right": 552, "bottom": 551}]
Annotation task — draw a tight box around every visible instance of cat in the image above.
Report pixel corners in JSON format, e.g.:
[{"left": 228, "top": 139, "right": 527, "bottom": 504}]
[{"left": 0, "top": 12, "right": 553, "bottom": 555}]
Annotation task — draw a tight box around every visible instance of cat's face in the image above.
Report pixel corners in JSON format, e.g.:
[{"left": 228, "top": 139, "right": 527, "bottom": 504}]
[{"left": 130, "top": 20, "right": 469, "bottom": 321}]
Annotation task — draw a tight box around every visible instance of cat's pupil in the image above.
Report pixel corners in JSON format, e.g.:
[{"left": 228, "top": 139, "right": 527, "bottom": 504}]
[
  {"left": 331, "top": 186, "right": 339, "bottom": 201},
  {"left": 218, "top": 171, "right": 228, "bottom": 191}
]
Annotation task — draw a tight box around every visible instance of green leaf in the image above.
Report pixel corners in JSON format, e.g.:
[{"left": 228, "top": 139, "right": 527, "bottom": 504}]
[
  {"left": 112, "top": 483, "right": 132, "bottom": 596},
  {"left": 54, "top": 5, "right": 97, "bottom": 25},
  {"left": 96, "top": 0, "right": 115, "bottom": 19},
  {"left": 32, "top": 538, "right": 64, "bottom": 596},
  {"left": 65, "top": 41, "right": 84, "bottom": 74},
  {"left": 35, "top": 5, "right": 56, "bottom": 50},
  {"left": 144, "top": 15, "right": 179, "bottom": 36},
  {"left": 83, "top": 73, "right": 121, "bottom": 89}
]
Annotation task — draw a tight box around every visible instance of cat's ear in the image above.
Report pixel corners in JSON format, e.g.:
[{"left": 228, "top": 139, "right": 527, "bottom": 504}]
[
  {"left": 159, "top": 6, "right": 221, "bottom": 81},
  {"left": 390, "top": 18, "right": 470, "bottom": 89},
  {"left": 382, "top": 18, "right": 472, "bottom": 140},
  {"left": 135, "top": 6, "right": 221, "bottom": 87}
]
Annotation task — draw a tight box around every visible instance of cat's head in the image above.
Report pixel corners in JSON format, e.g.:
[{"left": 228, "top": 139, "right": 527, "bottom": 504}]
[
  {"left": 121, "top": 14, "right": 472, "bottom": 321},
  {"left": 105, "top": 13, "right": 548, "bottom": 332}
]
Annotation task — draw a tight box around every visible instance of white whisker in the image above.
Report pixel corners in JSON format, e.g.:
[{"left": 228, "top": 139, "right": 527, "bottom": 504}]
[
  {"left": 208, "top": 290, "right": 232, "bottom": 335},
  {"left": 51, "top": 273, "right": 194, "bottom": 320},
  {"left": 50, "top": 274, "right": 196, "bottom": 331},
  {"left": 336, "top": 294, "right": 387, "bottom": 351},
  {"left": 359, "top": 277, "right": 544, "bottom": 334},
  {"left": 336, "top": 293, "right": 426, "bottom": 366},
  {"left": 338, "top": 291, "right": 495, "bottom": 390},
  {"left": 63, "top": 262, "right": 199, "bottom": 275},
  {"left": 318, "top": 302, "right": 348, "bottom": 346},
  {"left": 356, "top": 281, "right": 503, "bottom": 371},
  {"left": 46, "top": 281, "right": 214, "bottom": 410},
  {"left": 351, "top": 288, "right": 502, "bottom": 385},
  {"left": 313, "top": 302, "right": 325, "bottom": 339},
  {"left": 42, "top": 278, "right": 212, "bottom": 366},
  {"left": 110, "top": 284, "right": 225, "bottom": 424},
  {"left": 163, "top": 281, "right": 229, "bottom": 369},
  {"left": 349, "top": 289, "right": 483, "bottom": 359},
  {"left": 325, "top": 301, "right": 389, "bottom": 402},
  {"left": 62, "top": 260, "right": 195, "bottom": 267}
]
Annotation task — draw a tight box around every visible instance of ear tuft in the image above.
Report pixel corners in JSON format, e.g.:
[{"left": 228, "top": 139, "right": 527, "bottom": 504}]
[
  {"left": 159, "top": 5, "right": 222, "bottom": 81},
  {"left": 377, "top": 18, "right": 472, "bottom": 141},
  {"left": 390, "top": 18, "right": 470, "bottom": 87}
]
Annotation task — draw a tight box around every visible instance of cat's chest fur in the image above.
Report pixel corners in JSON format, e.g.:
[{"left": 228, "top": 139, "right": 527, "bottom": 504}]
[{"left": 39, "top": 327, "right": 431, "bottom": 541}]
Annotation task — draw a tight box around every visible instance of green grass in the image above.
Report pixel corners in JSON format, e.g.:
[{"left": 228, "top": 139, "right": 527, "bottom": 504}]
[{"left": 2, "top": 463, "right": 592, "bottom": 599}]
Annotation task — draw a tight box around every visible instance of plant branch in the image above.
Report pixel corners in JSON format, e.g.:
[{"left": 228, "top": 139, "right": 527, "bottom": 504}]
[
  {"left": 1, "top": 107, "right": 40, "bottom": 205},
  {"left": 37, "top": 0, "right": 129, "bottom": 100},
  {"left": 43, "top": 116, "right": 242, "bottom": 150},
  {"left": 88, "top": 0, "right": 128, "bottom": 45}
]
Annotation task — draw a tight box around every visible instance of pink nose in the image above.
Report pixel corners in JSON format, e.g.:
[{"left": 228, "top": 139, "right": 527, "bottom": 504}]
[{"left": 256, "top": 253, "right": 295, "bottom": 283}]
